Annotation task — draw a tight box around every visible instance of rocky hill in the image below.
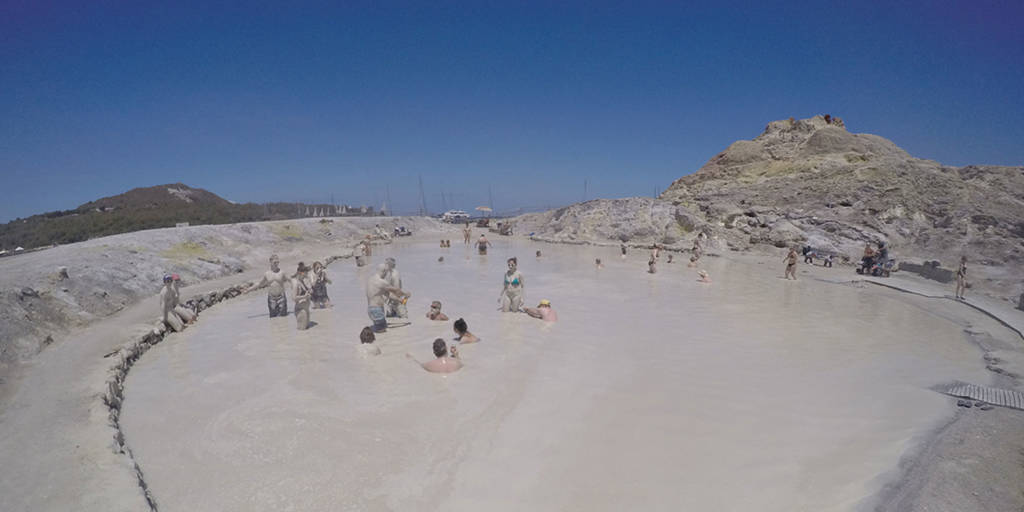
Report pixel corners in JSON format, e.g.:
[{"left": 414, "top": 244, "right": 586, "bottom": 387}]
[
  {"left": 0, "top": 183, "right": 371, "bottom": 251},
  {"left": 517, "top": 116, "right": 1024, "bottom": 301}
]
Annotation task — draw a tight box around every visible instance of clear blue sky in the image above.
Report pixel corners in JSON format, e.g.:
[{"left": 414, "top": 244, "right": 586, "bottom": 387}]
[{"left": 2, "top": 1, "right": 1022, "bottom": 221}]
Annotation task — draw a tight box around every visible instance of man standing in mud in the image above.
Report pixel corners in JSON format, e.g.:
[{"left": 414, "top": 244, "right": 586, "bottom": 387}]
[
  {"left": 258, "top": 254, "right": 290, "bottom": 317},
  {"left": 384, "top": 257, "right": 407, "bottom": 318}
]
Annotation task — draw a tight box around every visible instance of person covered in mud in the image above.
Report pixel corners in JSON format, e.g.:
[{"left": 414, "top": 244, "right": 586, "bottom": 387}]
[
  {"left": 464, "top": 223, "right": 472, "bottom": 244},
  {"left": 384, "top": 257, "right": 407, "bottom": 318},
  {"left": 620, "top": 242, "right": 628, "bottom": 259},
  {"left": 648, "top": 255, "right": 657, "bottom": 274},
  {"left": 651, "top": 244, "right": 661, "bottom": 260},
  {"left": 697, "top": 269, "right": 712, "bottom": 283},
  {"left": 406, "top": 338, "right": 462, "bottom": 373},
  {"left": 523, "top": 299, "right": 558, "bottom": 322},
  {"left": 784, "top": 247, "right": 799, "bottom": 280},
  {"left": 366, "top": 263, "right": 411, "bottom": 333},
  {"left": 860, "top": 243, "right": 876, "bottom": 273},
  {"left": 170, "top": 274, "right": 196, "bottom": 324},
  {"left": 823, "top": 253, "right": 833, "bottom": 268},
  {"left": 258, "top": 254, "right": 290, "bottom": 317},
  {"left": 159, "top": 274, "right": 186, "bottom": 332},
  {"left": 477, "top": 234, "right": 492, "bottom": 255},
  {"left": 595, "top": 258, "right": 604, "bottom": 269},
  {"left": 359, "top": 326, "right": 381, "bottom": 356},
  {"left": 500, "top": 257, "right": 525, "bottom": 312},
  {"left": 453, "top": 318, "right": 479, "bottom": 343},
  {"left": 292, "top": 262, "right": 313, "bottom": 330},
  {"left": 426, "top": 300, "right": 449, "bottom": 321},
  {"left": 311, "top": 261, "right": 332, "bottom": 309},
  {"left": 955, "top": 255, "right": 968, "bottom": 300},
  {"left": 667, "top": 253, "right": 674, "bottom": 264}
]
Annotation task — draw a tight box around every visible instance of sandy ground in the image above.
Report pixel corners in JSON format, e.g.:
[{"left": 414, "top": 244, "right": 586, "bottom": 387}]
[{"left": 1, "top": 229, "right": 1022, "bottom": 511}]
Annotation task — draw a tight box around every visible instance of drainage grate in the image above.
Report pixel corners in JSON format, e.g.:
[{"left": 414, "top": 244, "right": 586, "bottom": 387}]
[{"left": 938, "top": 382, "right": 1024, "bottom": 410}]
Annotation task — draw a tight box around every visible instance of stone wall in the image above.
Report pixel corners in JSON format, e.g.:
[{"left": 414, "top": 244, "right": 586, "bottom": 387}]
[{"left": 897, "top": 261, "right": 955, "bottom": 284}]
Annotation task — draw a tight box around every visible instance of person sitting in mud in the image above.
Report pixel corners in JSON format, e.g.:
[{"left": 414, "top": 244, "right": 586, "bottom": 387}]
[
  {"left": 453, "top": 318, "right": 479, "bottom": 343},
  {"left": 426, "top": 301, "right": 449, "bottom": 321},
  {"left": 170, "top": 274, "right": 196, "bottom": 324},
  {"left": 595, "top": 258, "right": 604, "bottom": 269},
  {"left": 784, "top": 247, "right": 798, "bottom": 280},
  {"left": 648, "top": 255, "right": 657, "bottom": 274},
  {"left": 406, "top": 338, "right": 463, "bottom": 373},
  {"left": 477, "top": 234, "right": 492, "bottom": 255},
  {"left": 697, "top": 269, "right": 712, "bottom": 283},
  {"left": 160, "top": 274, "right": 186, "bottom": 332},
  {"left": 292, "top": 262, "right": 313, "bottom": 330},
  {"left": 258, "top": 254, "right": 290, "bottom": 317},
  {"left": 501, "top": 257, "right": 525, "bottom": 312},
  {"left": 311, "top": 261, "right": 332, "bottom": 309},
  {"left": 524, "top": 299, "right": 558, "bottom": 322},
  {"left": 366, "top": 264, "right": 411, "bottom": 333},
  {"left": 359, "top": 326, "right": 381, "bottom": 356}
]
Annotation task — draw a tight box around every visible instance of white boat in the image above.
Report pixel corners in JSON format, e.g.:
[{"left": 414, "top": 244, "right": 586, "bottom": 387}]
[{"left": 441, "top": 210, "right": 470, "bottom": 223}]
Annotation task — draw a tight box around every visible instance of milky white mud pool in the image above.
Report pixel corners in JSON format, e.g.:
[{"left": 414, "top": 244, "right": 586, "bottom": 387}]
[{"left": 120, "top": 240, "right": 987, "bottom": 511}]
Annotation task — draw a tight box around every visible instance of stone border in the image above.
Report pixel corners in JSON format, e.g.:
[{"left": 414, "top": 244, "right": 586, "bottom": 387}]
[{"left": 100, "top": 253, "right": 353, "bottom": 511}]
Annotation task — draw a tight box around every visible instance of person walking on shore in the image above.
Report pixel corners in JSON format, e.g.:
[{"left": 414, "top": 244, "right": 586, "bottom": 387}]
[
  {"left": 784, "top": 247, "right": 798, "bottom": 280},
  {"left": 955, "top": 256, "right": 968, "bottom": 300}
]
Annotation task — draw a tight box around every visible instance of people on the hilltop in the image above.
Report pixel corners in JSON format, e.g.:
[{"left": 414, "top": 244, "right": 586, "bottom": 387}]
[
  {"left": 292, "top": 262, "right": 313, "bottom": 330},
  {"left": 477, "top": 234, "right": 492, "bottom": 255},
  {"left": 359, "top": 326, "right": 381, "bottom": 356},
  {"left": 501, "top": 257, "right": 525, "bottom": 312},
  {"left": 406, "top": 338, "right": 462, "bottom": 373},
  {"left": 955, "top": 256, "right": 968, "bottom": 300},
  {"left": 453, "top": 318, "right": 479, "bottom": 343},
  {"left": 524, "top": 299, "right": 558, "bottom": 322},
  {"left": 159, "top": 274, "right": 186, "bottom": 332},
  {"left": 463, "top": 223, "right": 472, "bottom": 244},
  {"left": 311, "top": 261, "right": 332, "bottom": 309},
  {"left": 595, "top": 258, "right": 604, "bottom": 269},
  {"left": 170, "top": 274, "right": 196, "bottom": 324},
  {"left": 384, "top": 257, "right": 408, "bottom": 318},
  {"left": 427, "top": 300, "right": 450, "bottom": 321},
  {"left": 258, "top": 254, "right": 290, "bottom": 317},
  {"left": 784, "top": 247, "right": 798, "bottom": 280},
  {"left": 648, "top": 255, "right": 657, "bottom": 274},
  {"left": 366, "top": 263, "right": 411, "bottom": 333},
  {"left": 698, "top": 269, "right": 712, "bottom": 283}
]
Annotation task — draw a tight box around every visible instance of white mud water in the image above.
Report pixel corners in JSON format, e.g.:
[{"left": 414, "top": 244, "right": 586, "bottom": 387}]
[{"left": 120, "top": 239, "right": 990, "bottom": 511}]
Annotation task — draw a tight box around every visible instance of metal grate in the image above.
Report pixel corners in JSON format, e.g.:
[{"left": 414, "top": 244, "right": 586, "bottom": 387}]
[{"left": 938, "top": 381, "right": 1024, "bottom": 410}]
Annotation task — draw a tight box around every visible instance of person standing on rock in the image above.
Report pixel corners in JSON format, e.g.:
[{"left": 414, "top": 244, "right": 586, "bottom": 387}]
[
  {"left": 366, "top": 264, "right": 411, "bottom": 333},
  {"left": 500, "top": 257, "right": 525, "bottom": 312},
  {"left": 384, "top": 257, "right": 407, "bottom": 318},
  {"left": 292, "top": 262, "right": 313, "bottom": 330},
  {"left": 258, "top": 254, "right": 290, "bottom": 317},
  {"left": 160, "top": 274, "right": 186, "bottom": 332},
  {"left": 955, "top": 256, "right": 968, "bottom": 300},
  {"left": 784, "top": 247, "right": 798, "bottom": 280}
]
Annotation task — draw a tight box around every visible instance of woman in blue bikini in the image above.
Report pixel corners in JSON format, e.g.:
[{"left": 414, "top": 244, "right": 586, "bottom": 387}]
[{"left": 501, "top": 257, "right": 525, "bottom": 312}]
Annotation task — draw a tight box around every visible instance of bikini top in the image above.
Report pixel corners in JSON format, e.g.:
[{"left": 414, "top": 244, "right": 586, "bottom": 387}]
[{"left": 505, "top": 273, "right": 521, "bottom": 286}]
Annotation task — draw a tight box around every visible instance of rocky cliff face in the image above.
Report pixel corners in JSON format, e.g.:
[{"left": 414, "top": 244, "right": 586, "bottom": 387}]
[{"left": 517, "top": 116, "right": 1023, "bottom": 301}]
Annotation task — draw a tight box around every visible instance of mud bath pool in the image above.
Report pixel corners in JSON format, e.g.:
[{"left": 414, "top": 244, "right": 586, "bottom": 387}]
[{"left": 120, "top": 240, "right": 991, "bottom": 511}]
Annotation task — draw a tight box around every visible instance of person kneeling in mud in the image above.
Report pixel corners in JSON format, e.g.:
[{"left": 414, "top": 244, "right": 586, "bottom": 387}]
[
  {"left": 523, "top": 299, "right": 558, "bottom": 322},
  {"left": 426, "top": 300, "right": 449, "bottom": 321},
  {"left": 406, "top": 338, "right": 462, "bottom": 373}
]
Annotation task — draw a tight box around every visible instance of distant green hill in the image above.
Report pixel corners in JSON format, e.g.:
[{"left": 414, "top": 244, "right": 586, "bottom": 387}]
[{"left": 0, "top": 183, "right": 374, "bottom": 250}]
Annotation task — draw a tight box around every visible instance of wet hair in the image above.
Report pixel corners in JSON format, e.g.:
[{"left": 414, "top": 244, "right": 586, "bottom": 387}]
[
  {"left": 453, "top": 318, "right": 468, "bottom": 334},
  {"left": 438, "top": 256, "right": 444, "bottom": 262},
  {"left": 430, "top": 300, "right": 442, "bottom": 309},
  {"left": 359, "top": 327, "right": 375, "bottom": 344},
  {"left": 312, "top": 261, "right": 323, "bottom": 270},
  {"left": 433, "top": 338, "right": 448, "bottom": 357},
  {"left": 536, "top": 250, "right": 541, "bottom": 257},
  {"left": 269, "top": 254, "right": 279, "bottom": 263},
  {"left": 507, "top": 257, "right": 517, "bottom": 265},
  {"left": 595, "top": 258, "right": 601, "bottom": 264}
]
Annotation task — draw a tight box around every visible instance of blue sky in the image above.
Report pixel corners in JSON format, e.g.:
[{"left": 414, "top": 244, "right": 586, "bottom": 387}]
[{"left": 2, "top": 1, "right": 1022, "bottom": 221}]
